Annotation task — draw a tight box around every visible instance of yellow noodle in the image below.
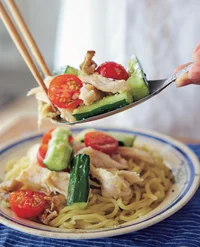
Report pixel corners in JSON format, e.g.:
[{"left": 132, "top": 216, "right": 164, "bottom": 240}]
[
  {"left": 4, "top": 157, "right": 29, "bottom": 181},
  {"left": 3, "top": 148, "right": 173, "bottom": 230},
  {"left": 59, "top": 221, "right": 75, "bottom": 229},
  {"left": 73, "top": 214, "right": 106, "bottom": 222},
  {"left": 106, "top": 200, "right": 119, "bottom": 219}
]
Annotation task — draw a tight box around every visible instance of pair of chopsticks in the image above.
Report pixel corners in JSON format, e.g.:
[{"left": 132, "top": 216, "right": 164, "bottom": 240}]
[{"left": 0, "top": 0, "right": 58, "bottom": 113}]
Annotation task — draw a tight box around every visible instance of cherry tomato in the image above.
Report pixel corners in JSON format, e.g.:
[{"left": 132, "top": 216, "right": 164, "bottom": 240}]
[
  {"left": 84, "top": 131, "right": 118, "bottom": 154},
  {"left": 69, "top": 135, "right": 73, "bottom": 143},
  {"left": 10, "top": 190, "right": 46, "bottom": 219},
  {"left": 96, "top": 61, "right": 129, "bottom": 80},
  {"left": 37, "top": 144, "right": 48, "bottom": 168},
  {"left": 42, "top": 128, "right": 55, "bottom": 144},
  {"left": 48, "top": 75, "right": 83, "bottom": 109}
]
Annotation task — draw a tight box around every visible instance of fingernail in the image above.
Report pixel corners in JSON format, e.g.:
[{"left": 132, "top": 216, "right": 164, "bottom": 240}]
[{"left": 176, "top": 79, "right": 191, "bottom": 88}]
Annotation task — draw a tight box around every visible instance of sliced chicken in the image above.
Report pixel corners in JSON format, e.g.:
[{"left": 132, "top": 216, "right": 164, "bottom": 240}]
[
  {"left": 44, "top": 194, "right": 66, "bottom": 212},
  {"left": 40, "top": 210, "right": 58, "bottom": 225},
  {"left": 27, "top": 76, "right": 54, "bottom": 104},
  {"left": 72, "top": 141, "right": 85, "bottom": 154},
  {"left": 80, "top": 50, "right": 97, "bottom": 74},
  {"left": 37, "top": 102, "right": 58, "bottom": 126},
  {"left": 110, "top": 153, "right": 127, "bottom": 167},
  {"left": 58, "top": 108, "right": 76, "bottom": 123},
  {"left": 0, "top": 180, "right": 23, "bottom": 192},
  {"left": 79, "top": 84, "right": 105, "bottom": 105},
  {"left": 117, "top": 147, "right": 154, "bottom": 164},
  {"left": 118, "top": 170, "right": 143, "bottom": 185},
  {"left": 79, "top": 147, "right": 128, "bottom": 170},
  {"left": 91, "top": 167, "right": 130, "bottom": 199},
  {"left": 17, "top": 144, "right": 70, "bottom": 197},
  {"left": 78, "top": 74, "right": 129, "bottom": 94},
  {"left": 91, "top": 167, "right": 142, "bottom": 199}
]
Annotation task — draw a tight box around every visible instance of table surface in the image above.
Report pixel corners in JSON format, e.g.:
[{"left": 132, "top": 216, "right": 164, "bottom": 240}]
[{"left": 0, "top": 96, "right": 200, "bottom": 144}]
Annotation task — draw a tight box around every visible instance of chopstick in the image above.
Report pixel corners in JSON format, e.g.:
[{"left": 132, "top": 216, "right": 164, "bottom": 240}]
[
  {"left": 6, "top": 0, "right": 51, "bottom": 78},
  {"left": 0, "top": 1, "right": 58, "bottom": 113}
]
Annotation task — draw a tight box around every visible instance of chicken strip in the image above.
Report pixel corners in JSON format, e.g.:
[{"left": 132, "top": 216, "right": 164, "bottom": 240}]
[
  {"left": 0, "top": 180, "right": 23, "bottom": 192},
  {"left": 79, "top": 147, "right": 128, "bottom": 169},
  {"left": 118, "top": 170, "right": 143, "bottom": 185},
  {"left": 90, "top": 166, "right": 142, "bottom": 199},
  {"left": 79, "top": 74, "right": 129, "bottom": 94},
  {"left": 72, "top": 141, "right": 85, "bottom": 154},
  {"left": 80, "top": 50, "right": 97, "bottom": 74},
  {"left": 110, "top": 153, "right": 127, "bottom": 167},
  {"left": 79, "top": 84, "right": 105, "bottom": 105},
  {"left": 117, "top": 147, "right": 155, "bottom": 164},
  {"left": 17, "top": 144, "right": 71, "bottom": 197}
]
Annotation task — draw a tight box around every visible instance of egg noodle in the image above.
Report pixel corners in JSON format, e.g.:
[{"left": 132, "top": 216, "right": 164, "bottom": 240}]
[{"left": 3, "top": 148, "right": 173, "bottom": 230}]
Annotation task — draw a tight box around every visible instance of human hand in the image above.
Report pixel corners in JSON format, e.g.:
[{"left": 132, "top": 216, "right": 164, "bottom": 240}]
[{"left": 175, "top": 43, "right": 200, "bottom": 87}]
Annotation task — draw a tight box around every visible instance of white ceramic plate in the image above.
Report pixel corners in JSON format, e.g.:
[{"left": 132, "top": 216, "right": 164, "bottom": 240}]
[{"left": 0, "top": 127, "right": 199, "bottom": 239}]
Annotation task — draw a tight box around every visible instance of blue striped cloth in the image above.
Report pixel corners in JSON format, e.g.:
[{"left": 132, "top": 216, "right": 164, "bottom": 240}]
[{"left": 0, "top": 144, "right": 199, "bottom": 247}]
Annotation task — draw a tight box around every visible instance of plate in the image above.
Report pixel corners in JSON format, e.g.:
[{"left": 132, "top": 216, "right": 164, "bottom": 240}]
[{"left": 0, "top": 127, "right": 199, "bottom": 239}]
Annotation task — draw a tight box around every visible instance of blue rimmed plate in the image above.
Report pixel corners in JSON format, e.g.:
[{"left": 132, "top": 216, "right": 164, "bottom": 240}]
[{"left": 0, "top": 127, "right": 199, "bottom": 239}]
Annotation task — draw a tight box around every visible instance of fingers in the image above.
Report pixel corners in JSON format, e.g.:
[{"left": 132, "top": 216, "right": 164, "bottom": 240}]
[
  {"left": 174, "top": 62, "right": 192, "bottom": 74},
  {"left": 188, "top": 64, "right": 200, "bottom": 82},
  {"left": 175, "top": 43, "right": 200, "bottom": 87},
  {"left": 176, "top": 64, "right": 200, "bottom": 87},
  {"left": 176, "top": 73, "right": 191, "bottom": 87},
  {"left": 174, "top": 62, "right": 193, "bottom": 87}
]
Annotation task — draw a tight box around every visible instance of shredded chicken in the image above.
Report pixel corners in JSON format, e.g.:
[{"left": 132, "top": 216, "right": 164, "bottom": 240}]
[
  {"left": 117, "top": 147, "right": 155, "bottom": 164},
  {"left": 72, "top": 141, "right": 85, "bottom": 154},
  {"left": 79, "top": 84, "right": 105, "bottom": 105},
  {"left": 37, "top": 102, "right": 58, "bottom": 125},
  {"left": 58, "top": 108, "right": 76, "bottom": 123},
  {"left": 40, "top": 194, "right": 66, "bottom": 225},
  {"left": 17, "top": 144, "right": 71, "bottom": 197},
  {"left": 79, "top": 74, "right": 129, "bottom": 94},
  {"left": 40, "top": 210, "right": 58, "bottom": 225},
  {"left": 110, "top": 153, "right": 127, "bottom": 167},
  {"left": 28, "top": 76, "right": 62, "bottom": 123},
  {"left": 90, "top": 166, "right": 142, "bottom": 199},
  {"left": 79, "top": 147, "right": 128, "bottom": 170},
  {"left": 0, "top": 192, "right": 10, "bottom": 203},
  {"left": 27, "top": 76, "right": 54, "bottom": 103},
  {"left": 118, "top": 170, "right": 143, "bottom": 185},
  {"left": 44, "top": 194, "right": 66, "bottom": 212},
  {"left": 80, "top": 50, "right": 97, "bottom": 74},
  {"left": 0, "top": 180, "right": 23, "bottom": 192}
]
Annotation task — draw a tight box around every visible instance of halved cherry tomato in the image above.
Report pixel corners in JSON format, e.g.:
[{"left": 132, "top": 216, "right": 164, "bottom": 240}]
[
  {"left": 37, "top": 144, "right": 48, "bottom": 168},
  {"left": 42, "top": 128, "right": 55, "bottom": 144},
  {"left": 96, "top": 61, "right": 129, "bottom": 80},
  {"left": 10, "top": 190, "right": 46, "bottom": 219},
  {"left": 69, "top": 135, "right": 73, "bottom": 143},
  {"left": 48, "top": 75, "right": 83, "bottom": 109},
  {"left": 84, "top": 131, "right": 118, "bottom": 154}
]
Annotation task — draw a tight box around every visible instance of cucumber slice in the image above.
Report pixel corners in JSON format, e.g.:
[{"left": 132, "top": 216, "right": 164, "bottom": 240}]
[
  {"left": 53, "top": 65, "right": 79, "bottom": 76},
  {"left": 64, "top": 66, "right": 79, "bottom": 76},
  {"left": 127, "top": 55, "right": 149, "bottom": 101},
  {"left": 74, "top": 129, "right": 96, "bottom": 142},
  {"left": 107, "top": 132, "right": 136, "bottom": 147},
  {"left": 67, "top": 154, "right": 90, "bottom": 209},
  {"left": 72, "top": 92, "right": 133, "bottom": 121},
  {"left": 75, "top": 129, "right": 136, "bottom": 147},
  {"left": 43, "top": 128, "right": 72, "bottom": 171}
]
